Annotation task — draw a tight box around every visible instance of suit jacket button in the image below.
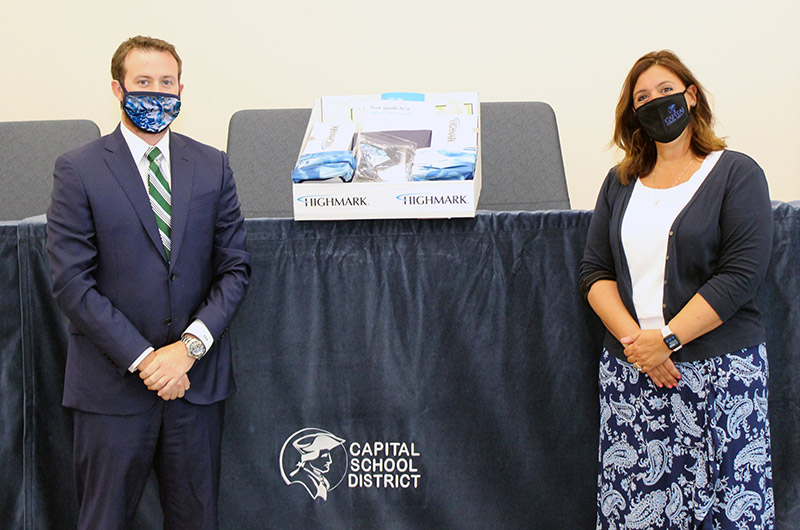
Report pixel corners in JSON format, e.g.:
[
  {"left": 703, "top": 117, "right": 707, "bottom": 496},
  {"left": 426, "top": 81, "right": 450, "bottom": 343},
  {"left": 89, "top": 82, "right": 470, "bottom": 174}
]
[
  {"left": 165, "top": 318, "right": 172, "bottom": 326},
  {"left": 170, "top": 274, "right": 177, "bottom": 281}
]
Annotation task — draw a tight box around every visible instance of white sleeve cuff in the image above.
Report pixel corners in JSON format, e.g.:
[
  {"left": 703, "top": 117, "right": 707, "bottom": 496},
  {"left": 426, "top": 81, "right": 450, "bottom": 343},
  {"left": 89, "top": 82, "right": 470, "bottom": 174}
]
[
  {"left": 184, "top": 319, "right": 214, "bottom": 352},
  {"left": 129, "top": 347, "right": 154, "bottom": 373}
]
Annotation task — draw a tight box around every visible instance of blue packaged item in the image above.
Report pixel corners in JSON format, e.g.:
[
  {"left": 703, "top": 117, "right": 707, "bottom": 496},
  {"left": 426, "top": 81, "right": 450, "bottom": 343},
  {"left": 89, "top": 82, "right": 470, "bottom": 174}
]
[
  {"left": 412, "top": 149, "right": 477, "bottom": 181},
  {"left": 291, "top": 151, "right": 356, "bottom": 183}
]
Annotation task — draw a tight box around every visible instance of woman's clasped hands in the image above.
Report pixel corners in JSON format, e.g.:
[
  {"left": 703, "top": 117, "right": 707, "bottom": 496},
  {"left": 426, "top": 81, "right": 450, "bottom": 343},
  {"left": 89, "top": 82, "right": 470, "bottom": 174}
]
[{"left": 620, "top": 329, "right": 682, "bottom": 389}]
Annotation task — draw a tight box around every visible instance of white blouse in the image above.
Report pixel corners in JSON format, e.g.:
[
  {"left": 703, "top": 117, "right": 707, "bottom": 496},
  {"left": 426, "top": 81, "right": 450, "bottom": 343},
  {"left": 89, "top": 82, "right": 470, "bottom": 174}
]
[{"left": 621, "top": 150, "right": 723, "bottom": 329}]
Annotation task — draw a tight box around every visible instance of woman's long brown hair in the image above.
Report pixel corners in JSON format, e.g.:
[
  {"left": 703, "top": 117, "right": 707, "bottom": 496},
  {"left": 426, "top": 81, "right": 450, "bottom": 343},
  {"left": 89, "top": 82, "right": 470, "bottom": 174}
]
[{"left": 612, "top": 50, "right": 726, "bottom": 185}]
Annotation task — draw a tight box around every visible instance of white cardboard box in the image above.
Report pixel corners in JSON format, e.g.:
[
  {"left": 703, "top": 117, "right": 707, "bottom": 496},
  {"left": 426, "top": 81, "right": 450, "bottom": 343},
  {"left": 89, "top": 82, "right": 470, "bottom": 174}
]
[{"left": 292, "top": 92, "right": 481, "bottom": 221}]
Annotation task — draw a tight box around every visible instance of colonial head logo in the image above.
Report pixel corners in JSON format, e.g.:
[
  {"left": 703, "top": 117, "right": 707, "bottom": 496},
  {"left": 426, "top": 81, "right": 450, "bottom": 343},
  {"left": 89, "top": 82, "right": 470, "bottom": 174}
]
[{"left": 280, "top": 428, "right": 348, "bottom": 500}]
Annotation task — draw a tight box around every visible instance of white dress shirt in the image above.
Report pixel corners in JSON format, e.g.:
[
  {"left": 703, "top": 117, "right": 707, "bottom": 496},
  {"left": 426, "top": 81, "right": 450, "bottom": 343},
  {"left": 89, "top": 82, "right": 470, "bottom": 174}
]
[{"left": 119, "top": 124, "right": 214, "bottom": 371}]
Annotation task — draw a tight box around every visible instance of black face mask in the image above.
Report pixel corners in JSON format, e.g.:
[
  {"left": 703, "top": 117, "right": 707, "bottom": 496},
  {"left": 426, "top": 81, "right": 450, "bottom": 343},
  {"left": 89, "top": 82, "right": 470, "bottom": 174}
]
[{"left": 634, "top": 88, "right": 691, "bottom": 143}]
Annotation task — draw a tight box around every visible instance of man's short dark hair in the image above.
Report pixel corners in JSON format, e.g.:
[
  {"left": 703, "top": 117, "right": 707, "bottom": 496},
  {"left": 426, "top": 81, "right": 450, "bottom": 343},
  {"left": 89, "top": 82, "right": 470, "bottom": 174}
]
[{"left": 111, "top": 35, "right": 182, "bottom": 83}]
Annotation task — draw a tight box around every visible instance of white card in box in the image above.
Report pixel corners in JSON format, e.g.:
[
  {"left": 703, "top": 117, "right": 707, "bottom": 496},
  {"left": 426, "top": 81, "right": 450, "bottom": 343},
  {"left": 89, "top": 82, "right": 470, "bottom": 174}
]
[{"left": 292, "top": 92, "right": 481, "bottom": 221}]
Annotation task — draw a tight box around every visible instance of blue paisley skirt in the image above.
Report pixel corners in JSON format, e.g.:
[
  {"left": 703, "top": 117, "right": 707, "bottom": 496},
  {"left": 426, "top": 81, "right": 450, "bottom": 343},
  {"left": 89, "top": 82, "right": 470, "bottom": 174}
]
[{"left": 597, "top": 344, "right": 774, "bottom": 530}]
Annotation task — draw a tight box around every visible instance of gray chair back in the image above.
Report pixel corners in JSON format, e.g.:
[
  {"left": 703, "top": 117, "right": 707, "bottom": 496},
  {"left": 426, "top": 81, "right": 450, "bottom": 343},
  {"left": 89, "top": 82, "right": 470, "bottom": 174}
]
[
  {"left": 479, "top": 102, "right": 570, "bottom": 211},
  {"left": 0, "top": 119, "right": 101, "bottom": 221},
  {"left": 226, "top": 109, "right": 311, "bottom": 219}
]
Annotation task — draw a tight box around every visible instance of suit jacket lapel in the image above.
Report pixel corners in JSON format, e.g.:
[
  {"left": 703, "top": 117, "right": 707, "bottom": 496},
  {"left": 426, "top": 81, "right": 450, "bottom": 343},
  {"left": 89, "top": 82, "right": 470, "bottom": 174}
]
[
  {"left": 168, "top": 131, "right": 193, "bottom": 267},
  {"left": 104, "top": 126, "right": 167, "bottom": 261}
]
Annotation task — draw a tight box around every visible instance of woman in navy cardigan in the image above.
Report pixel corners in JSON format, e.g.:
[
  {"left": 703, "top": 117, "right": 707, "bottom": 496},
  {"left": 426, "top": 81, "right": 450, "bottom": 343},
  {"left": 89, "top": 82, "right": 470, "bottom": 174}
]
[{"left": 580, "top": 50, "right": 774, "bottom": 529}]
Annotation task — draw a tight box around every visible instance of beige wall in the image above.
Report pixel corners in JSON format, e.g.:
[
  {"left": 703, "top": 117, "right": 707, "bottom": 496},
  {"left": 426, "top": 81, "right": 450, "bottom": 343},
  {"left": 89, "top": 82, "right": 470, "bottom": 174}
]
[{"left": 3, "top": 0, "right": 798, "bottom": 210}]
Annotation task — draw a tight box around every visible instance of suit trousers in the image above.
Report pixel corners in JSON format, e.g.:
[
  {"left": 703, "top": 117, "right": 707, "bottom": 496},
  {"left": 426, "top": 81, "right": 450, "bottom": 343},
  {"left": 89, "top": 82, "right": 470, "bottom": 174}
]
[{"left": 72, "top": 398, "right": 225, "bottom": 530}]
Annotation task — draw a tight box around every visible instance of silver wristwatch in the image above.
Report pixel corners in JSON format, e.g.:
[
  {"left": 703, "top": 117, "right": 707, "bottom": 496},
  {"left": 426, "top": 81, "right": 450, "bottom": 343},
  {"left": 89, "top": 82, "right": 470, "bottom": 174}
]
[{"left": 181, "top": 334, "right": 207, "bottom": 360}]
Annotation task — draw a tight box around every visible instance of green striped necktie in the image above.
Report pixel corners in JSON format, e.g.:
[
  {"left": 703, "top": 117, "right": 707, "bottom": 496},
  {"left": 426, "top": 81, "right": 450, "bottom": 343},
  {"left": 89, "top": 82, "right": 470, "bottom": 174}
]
[{"left": 146, "top": 147, "right": 171, "bottom": 261}]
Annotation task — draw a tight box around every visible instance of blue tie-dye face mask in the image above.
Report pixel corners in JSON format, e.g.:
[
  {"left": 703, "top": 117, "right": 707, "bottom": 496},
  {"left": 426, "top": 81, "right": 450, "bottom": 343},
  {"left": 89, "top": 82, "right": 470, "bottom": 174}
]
[{"left": 121, "top": 85, "right": 181, "bottom": 133}]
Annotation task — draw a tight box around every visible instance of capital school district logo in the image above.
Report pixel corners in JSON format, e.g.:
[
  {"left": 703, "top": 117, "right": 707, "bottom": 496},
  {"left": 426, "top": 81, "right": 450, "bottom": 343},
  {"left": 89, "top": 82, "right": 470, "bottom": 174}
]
[
  {"left": 280, "top": 428, "right": 348, "bottom": 500},
  {"left": 664, "top": 103, "right": 685, "bottom": 125}
]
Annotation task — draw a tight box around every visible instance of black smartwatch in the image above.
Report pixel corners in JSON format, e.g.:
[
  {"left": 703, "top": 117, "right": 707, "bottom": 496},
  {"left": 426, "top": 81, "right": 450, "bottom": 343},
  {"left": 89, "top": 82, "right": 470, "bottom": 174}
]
[{"left": 661, "top": 325, "right": 683, "bottom": 352}]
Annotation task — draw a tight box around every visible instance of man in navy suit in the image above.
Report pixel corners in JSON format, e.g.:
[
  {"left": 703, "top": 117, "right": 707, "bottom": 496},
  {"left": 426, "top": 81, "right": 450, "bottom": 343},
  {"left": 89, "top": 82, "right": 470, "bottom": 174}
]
[{"left": 46, "top": 36, "right": 251, "bottom": 529}]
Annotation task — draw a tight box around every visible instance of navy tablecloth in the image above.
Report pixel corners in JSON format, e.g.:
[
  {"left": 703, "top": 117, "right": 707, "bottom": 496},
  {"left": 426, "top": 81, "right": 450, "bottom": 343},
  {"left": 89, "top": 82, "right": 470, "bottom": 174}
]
[{"left": 3, "top": 208, "right": 799, "bottom": 529}]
